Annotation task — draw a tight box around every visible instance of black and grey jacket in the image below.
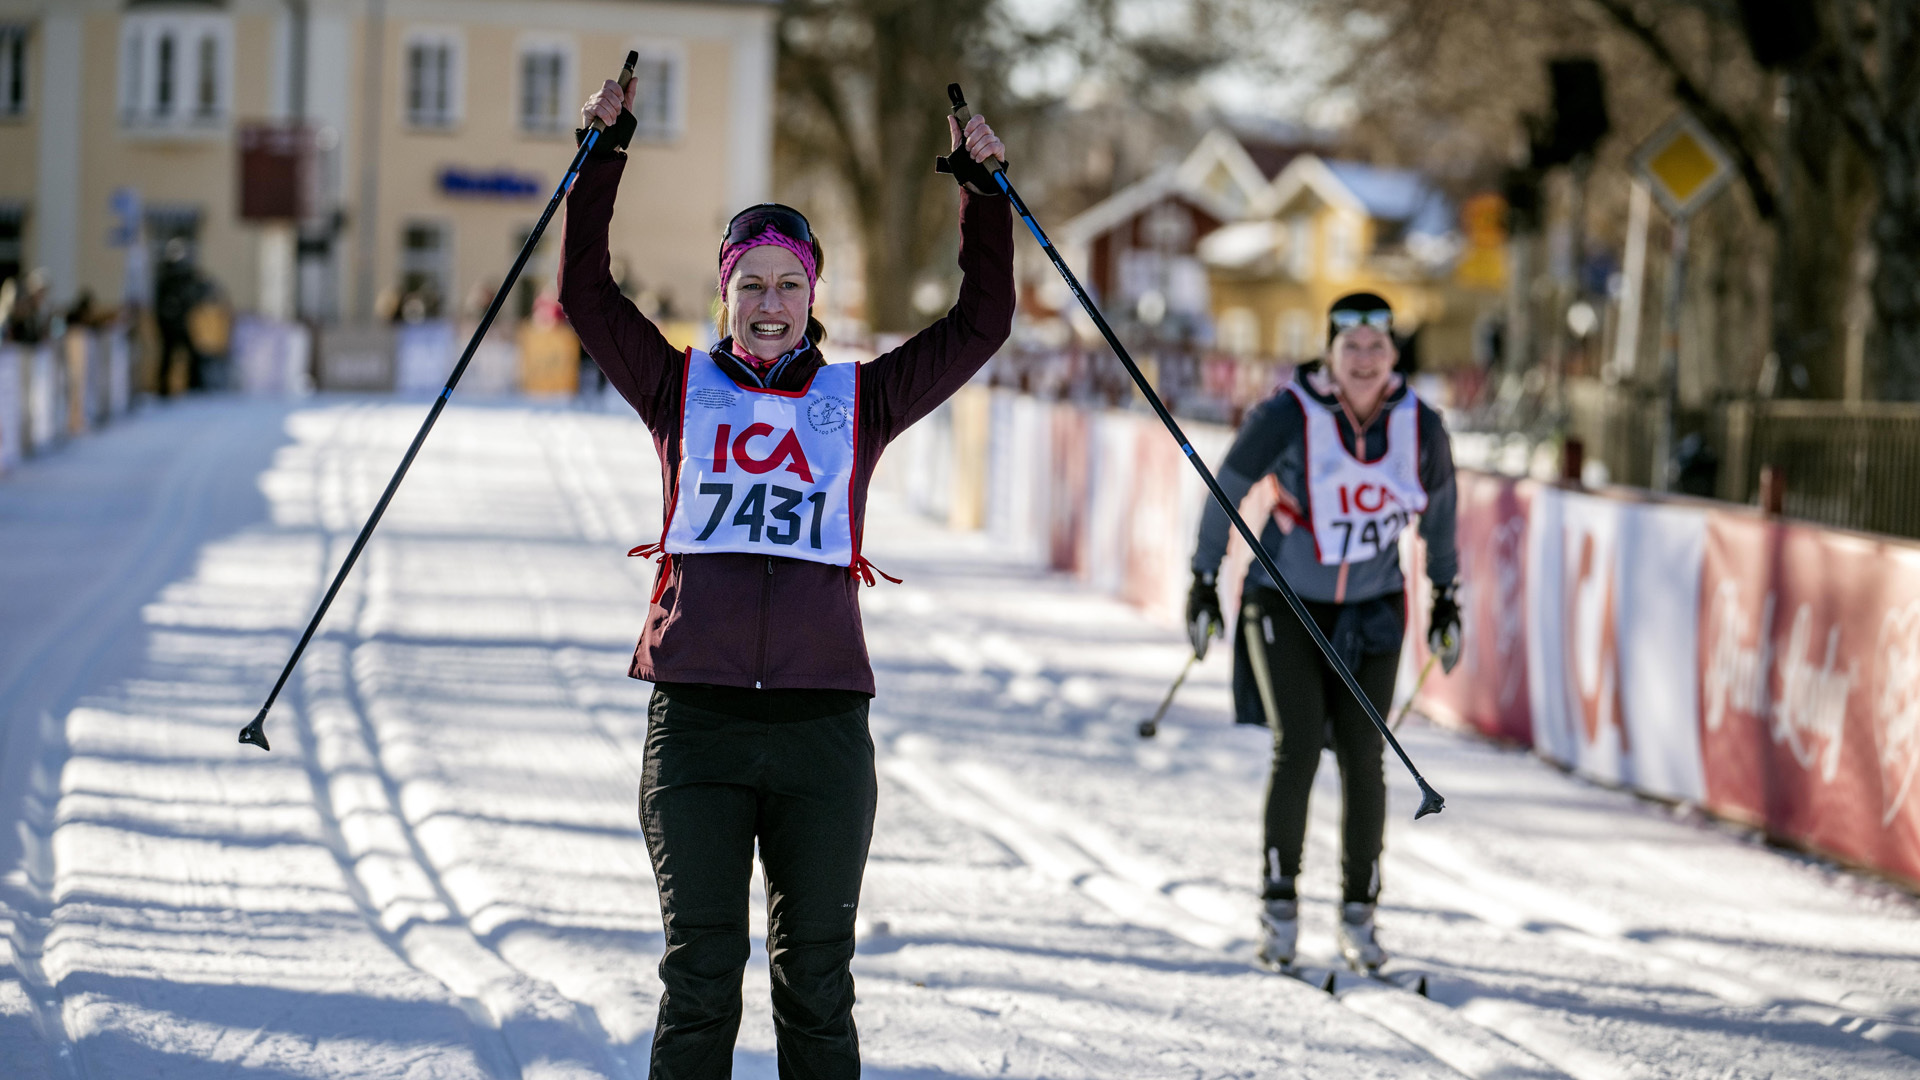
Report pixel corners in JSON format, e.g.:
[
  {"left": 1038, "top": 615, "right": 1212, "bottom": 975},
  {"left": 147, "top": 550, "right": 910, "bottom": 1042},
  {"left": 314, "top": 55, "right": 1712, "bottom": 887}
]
[{"left": 1192, "top": 362, "right": 1459, "bottom": 608}]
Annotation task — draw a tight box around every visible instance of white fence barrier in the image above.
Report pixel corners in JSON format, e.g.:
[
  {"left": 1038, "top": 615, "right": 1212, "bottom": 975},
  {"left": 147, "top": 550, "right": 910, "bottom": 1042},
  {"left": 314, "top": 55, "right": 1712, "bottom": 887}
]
[
  {"left": 27, "top": 345, "right": 59, "bottom": 454},
  {"left": 1, "top": 328, "right": 139, "bottom": 477},
  {"left": 0, "top": 347, "right": 21, "bottom": 474},
  {"left": 396, "top": 321, "right": 457, "bottom": 394},
  {"left": 232, "top": 317, "right": 314, "bottom": 397}
]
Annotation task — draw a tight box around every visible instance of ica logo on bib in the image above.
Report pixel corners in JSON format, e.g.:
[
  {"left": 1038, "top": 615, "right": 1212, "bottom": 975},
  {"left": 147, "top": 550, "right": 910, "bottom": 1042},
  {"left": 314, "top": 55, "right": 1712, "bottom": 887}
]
[
  {"left": 1290, "top": 384, "right": 1428, "bottom": 566},
  {"left": 663, "top": 349, "right": 859, "bottom": 565}
]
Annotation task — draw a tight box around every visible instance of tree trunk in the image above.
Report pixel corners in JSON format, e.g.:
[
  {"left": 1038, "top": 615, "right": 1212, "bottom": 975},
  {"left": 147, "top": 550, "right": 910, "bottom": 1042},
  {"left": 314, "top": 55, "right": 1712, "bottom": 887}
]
[
  {"left": 777, "top": 0, "right": 1005, "bottom": 337},
  {"left": 865, "top": 54, "right": 955, "bottom": 334},
  {"left": 859, "top": 182, "right": 924, "bottom": 335},
  {"left": 1871, "top": 146, "right": 1920, "bottom": 398},
  {"left": 1773, "top": 76, "right": 1876, "bottom": 399},
  {"left": 1864, "top": 0, "right": 1920, "bottom": 399}
]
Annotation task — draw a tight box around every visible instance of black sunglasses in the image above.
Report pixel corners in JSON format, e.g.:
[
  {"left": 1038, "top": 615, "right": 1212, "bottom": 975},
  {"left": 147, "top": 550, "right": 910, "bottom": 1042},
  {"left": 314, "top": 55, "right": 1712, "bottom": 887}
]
[
  {"left": 1329, "top": 308, "right": 1393, "bottom": 332},
  {"left": 722, "top": 203, "right": 814, "bottom": 249}
]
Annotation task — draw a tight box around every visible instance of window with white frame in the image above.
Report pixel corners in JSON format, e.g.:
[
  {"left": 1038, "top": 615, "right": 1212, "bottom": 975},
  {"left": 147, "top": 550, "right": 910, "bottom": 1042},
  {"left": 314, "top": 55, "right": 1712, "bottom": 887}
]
[
  {"left": 627, "top": 44, "right": 683, "bottom": 140},
  {"left": 1327, "top": 214, "right": 1360, "bottom": 276},
  {"left": 0, "top": 26, "right": 27, "bottom": 118},
  {"left": 119, "top": 12, "right": 231, "bottom": 131},
  {"left": 1286, "top": 215, "right": 1314, "bottom": 281},
  {"left": 518, "top": 42, "right": 573, "bottom": 134},
  {"left": 399, "top": 222, "right": 451, "bottom": 318},
  {"left": 404, "top": 31, "right": 462, "bottom": 130},
  {"left": 1279, "top": 309, "right": 1313, "bottom": 361}
]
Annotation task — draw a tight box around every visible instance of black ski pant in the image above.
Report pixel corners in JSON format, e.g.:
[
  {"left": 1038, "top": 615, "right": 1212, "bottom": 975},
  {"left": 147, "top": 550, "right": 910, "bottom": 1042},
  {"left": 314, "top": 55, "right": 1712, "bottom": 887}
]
[
  {"left": 640, "top": 689, "right": 876, "bottom": 1080},
  {"left": 1240, "top": 585, "right": 1397, "bottom": 906},
  {"left": 156, "top": 323, "right": 198, "bottom": 397}
]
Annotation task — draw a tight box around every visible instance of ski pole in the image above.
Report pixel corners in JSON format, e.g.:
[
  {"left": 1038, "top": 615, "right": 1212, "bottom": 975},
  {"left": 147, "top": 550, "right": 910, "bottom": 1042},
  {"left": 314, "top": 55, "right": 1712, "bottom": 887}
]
[
  {"left": 947, "top": 84, "right": 1443, "bottom": 818},
  {"left": 239, "top": 51, "right": 640, "bottom": 752},
  {"left": 1137, "top": 651, "right": 1199, "bottom": 739},
  {"left": 1390, "top": 652, "right": 1439, "bottom": 732}
]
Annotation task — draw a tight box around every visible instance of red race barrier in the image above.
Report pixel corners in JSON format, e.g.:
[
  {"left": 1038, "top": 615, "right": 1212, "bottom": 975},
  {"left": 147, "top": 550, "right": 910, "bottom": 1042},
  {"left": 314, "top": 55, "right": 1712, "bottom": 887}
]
[
  {"left": 1048, "top": 405, "right": 1091, "bottom": 575},
  {"left": 1419, "top": 471, "right": 1535, "bottom": 745},
  {"left": 1698, "top": 514, "right": 1920, "bottom": 888}
]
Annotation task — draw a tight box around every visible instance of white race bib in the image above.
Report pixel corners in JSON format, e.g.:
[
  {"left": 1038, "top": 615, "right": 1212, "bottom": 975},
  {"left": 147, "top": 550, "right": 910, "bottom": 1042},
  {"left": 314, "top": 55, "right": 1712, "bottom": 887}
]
[
  {"left": 662, "top": 349, "right": 859, "bottom": 565},
  {"left": 1291, "top": 384, "right": 1428, "bottom": 566}
]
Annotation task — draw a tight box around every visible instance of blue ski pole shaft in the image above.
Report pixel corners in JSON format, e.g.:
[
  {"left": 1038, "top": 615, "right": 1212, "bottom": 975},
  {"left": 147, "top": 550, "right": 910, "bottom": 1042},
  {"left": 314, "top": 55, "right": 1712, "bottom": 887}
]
[
  {"left": 241, "top": 53, "right": 639, "bottom": 752},
  {"left": 947, "top": 84, "right": 1442, "bottom": 818}
]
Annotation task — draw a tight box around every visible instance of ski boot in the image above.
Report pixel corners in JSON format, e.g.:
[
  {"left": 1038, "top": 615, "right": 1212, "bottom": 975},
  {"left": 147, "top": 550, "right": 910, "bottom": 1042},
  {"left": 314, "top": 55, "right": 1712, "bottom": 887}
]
[
  {"left": 1336, "top": 902, "right": 1387, "bottom": 972},
  {"left": 1256, "top": 898, "right": 1298, "bottom": 970}
]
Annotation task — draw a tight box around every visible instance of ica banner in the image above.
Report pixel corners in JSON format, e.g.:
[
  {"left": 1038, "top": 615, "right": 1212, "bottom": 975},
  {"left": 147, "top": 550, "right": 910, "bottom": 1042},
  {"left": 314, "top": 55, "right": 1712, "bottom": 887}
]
[
  {"left": 1698, "top": 515, "right": 1920, "bottom": 885},
  {"left": 1527, "top": 487, "right": 1708, "bottom": 802}
]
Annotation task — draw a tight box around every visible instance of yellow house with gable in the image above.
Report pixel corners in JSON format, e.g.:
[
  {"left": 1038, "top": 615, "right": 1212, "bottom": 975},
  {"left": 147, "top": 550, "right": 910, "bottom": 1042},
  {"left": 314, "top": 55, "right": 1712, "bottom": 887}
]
[{"left": 1199, "top": 154, "right": 1488, "bottom": 367}]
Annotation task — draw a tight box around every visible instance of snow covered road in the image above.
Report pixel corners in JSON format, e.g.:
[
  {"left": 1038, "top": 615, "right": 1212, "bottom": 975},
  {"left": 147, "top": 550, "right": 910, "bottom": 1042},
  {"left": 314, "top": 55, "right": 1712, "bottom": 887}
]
[{"left": 2, "top": 397, "right": 1916, "bottom": 1079}]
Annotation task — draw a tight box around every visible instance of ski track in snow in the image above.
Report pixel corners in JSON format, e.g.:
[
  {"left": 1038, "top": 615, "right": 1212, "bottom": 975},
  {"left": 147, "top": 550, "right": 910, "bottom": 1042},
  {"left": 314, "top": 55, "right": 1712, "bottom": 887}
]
[{"left": 1, "top": 397, "right": 1917, "bottom": 1079}]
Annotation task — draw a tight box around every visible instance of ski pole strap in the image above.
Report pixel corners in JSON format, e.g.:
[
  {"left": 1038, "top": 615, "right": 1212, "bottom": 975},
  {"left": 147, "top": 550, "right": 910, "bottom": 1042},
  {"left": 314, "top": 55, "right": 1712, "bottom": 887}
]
[{"left": 935, "top": 147, "right": 1003, "bottom": 191}]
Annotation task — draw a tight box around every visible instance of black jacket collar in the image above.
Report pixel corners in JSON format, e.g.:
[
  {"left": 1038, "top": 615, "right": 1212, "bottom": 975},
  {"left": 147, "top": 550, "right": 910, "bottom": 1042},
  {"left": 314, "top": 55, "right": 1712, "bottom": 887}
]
[{"left": 710, "top": 336, "right": 825, "bottom": 393}]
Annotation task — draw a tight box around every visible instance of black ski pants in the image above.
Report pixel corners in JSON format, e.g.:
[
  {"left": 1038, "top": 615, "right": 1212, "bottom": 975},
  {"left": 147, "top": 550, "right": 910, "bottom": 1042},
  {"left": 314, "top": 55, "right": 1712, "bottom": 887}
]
[
  {"left": 640, "top": 689, "right": 876, "bottom": 1080},
  {"left": 1240, "top": 585, "right": 1397, "bottom": 905}
]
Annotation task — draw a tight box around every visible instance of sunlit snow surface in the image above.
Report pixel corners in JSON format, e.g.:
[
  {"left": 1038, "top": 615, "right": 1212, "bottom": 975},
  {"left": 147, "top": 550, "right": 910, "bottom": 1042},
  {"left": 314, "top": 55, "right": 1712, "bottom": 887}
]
[{"left": 2, "top": 397, "right": 1917, "bottom": 1080}]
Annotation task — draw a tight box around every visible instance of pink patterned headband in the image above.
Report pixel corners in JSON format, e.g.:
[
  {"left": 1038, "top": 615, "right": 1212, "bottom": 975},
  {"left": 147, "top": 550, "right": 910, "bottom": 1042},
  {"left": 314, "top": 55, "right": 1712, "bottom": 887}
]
[{"left": 719, "top": 227, "right": 818, "bottom": 301}]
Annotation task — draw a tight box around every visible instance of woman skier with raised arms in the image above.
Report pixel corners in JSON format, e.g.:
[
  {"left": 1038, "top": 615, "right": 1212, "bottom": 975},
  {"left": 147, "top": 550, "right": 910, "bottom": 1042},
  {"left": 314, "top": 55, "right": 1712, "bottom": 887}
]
[{"left": 560, "top": 76, "right": 1011, "bottom": 1078}]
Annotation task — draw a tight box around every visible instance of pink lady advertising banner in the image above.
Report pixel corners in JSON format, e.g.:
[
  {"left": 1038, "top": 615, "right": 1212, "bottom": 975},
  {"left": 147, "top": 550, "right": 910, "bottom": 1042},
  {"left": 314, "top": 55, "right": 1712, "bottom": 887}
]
[{"left": 1698, "top": 515, "right": 1920, "bottom": 887}]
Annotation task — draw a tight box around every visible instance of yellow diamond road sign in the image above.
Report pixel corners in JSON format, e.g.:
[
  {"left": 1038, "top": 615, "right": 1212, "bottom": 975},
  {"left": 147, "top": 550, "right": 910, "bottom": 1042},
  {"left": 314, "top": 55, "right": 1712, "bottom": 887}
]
[{"left": 1633, "top": 113, "right": 1733, "bottom": 219}]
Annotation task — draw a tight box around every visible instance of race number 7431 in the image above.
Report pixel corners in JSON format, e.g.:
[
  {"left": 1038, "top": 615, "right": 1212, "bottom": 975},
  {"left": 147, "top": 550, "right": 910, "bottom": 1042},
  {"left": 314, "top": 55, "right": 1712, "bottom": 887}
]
[{"left": 693, "top": 482, "right": 828, "bottom": 548}]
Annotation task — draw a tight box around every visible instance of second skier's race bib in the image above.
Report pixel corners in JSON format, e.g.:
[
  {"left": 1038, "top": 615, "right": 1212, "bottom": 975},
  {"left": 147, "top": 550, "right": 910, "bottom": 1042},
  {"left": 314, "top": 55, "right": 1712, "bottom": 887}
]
[{"left": 1292, "top": 385, "right": 1427, "bottom": 566}]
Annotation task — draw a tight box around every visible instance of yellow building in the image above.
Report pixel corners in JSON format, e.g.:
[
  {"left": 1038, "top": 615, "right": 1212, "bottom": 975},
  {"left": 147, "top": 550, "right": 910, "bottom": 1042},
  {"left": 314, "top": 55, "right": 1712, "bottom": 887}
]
[
  {"left": 0, "top": 0, "right": 774, "bottom": 329},
  {"left": 1198, "top": 154, "right": 1479, "bottom": 366}
]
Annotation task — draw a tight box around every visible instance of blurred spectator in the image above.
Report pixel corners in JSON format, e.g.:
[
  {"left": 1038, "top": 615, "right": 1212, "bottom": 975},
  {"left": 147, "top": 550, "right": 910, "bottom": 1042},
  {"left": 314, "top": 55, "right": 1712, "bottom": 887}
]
[
  {"left": 65, "top": 288, "right": 119, "bottom": 331},
  {"left": 155, "top": 239, "right": 222, "bottom": 396},
  {"left": 4, "top": 268, "right": 52, "bottom": 344},
  {"left": 1674, "top": 433, "right": 1719, "bottom": 498},
  {"left": 394, "top": 283, "right": 443, "bottom": 324}
]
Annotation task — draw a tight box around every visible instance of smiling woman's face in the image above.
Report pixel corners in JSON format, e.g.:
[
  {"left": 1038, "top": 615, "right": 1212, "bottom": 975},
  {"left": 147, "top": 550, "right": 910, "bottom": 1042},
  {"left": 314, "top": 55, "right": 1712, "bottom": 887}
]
[
  {"left": 1329, "top": 324, "right": 1397, "bottom": 416},
  {"left": 725, "top": 245, "right": 810, "bottom": 361}
]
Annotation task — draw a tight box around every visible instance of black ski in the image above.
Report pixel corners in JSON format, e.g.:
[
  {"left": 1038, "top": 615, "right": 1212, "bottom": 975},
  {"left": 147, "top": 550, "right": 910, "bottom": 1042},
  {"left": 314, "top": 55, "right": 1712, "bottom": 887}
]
[{"left": 1260, "top": 955, "right": 1429, "bottom": 998}]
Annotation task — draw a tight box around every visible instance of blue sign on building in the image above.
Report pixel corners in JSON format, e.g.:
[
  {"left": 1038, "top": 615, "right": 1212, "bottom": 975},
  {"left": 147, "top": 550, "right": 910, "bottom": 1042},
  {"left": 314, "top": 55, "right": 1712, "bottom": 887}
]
[{"left": 438, "top": 167, "right": 542, "bottom": 199}]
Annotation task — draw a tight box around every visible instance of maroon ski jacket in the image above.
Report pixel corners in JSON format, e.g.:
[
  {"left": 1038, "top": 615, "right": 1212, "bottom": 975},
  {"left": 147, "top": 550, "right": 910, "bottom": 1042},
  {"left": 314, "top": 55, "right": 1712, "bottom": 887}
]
[{"left": 558, "top": 154, "right": 1014, "bottom": 695}]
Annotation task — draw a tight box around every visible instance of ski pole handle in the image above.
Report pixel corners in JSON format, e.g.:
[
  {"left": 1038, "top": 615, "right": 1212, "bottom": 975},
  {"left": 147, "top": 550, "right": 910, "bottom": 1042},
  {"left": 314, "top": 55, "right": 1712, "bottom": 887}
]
[
  {"left": 946, "top": 84, "right": 1005, "bottom": 173},
  {"left": 589, "top": 50, "right": 641, "bottom": 134}
]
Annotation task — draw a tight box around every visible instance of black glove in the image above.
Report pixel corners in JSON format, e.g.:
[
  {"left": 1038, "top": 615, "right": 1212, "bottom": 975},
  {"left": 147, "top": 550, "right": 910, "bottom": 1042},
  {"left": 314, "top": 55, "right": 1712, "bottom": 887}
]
[
  {"left": 1186, "top": 571, "right": 1223, "bottom": 660},
  {"left": 935, "top": 147, "right": 1005, "bottom": 194},
  {"left": 1429, "top": 583, "right": 1462, "bottom": 674},
  {"left": 575, "top": 109, "right": 637, "bottom": 159}
]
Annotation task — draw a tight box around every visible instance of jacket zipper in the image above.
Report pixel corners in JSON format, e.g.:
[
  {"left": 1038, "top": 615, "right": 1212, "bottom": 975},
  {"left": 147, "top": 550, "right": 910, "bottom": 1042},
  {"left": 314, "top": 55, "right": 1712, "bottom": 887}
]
[{"left": 754, "top": 555, "right": 773, "bottom": 688}]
